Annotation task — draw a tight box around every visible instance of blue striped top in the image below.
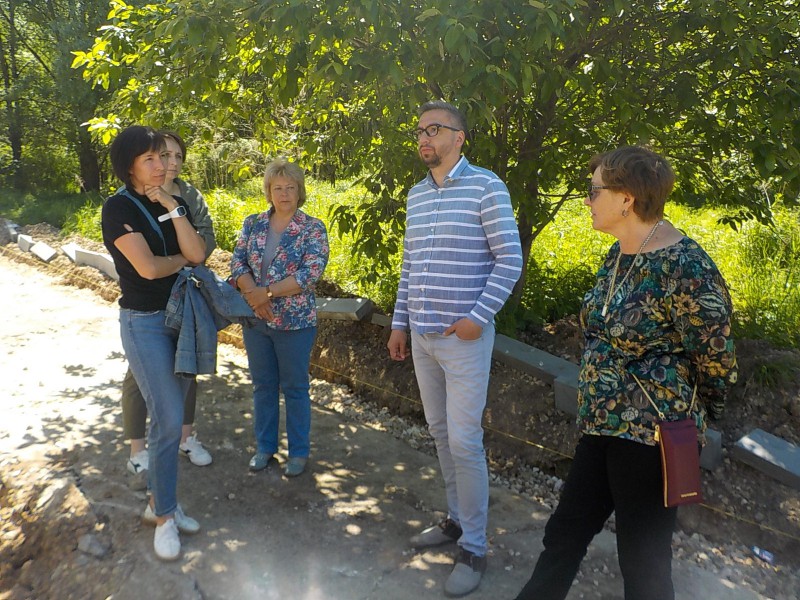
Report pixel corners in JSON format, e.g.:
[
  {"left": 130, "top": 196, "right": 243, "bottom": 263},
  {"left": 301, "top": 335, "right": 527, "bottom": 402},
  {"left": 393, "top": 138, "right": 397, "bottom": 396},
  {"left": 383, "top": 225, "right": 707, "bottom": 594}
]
[{"left": 391, "top": 156, "right": 523, "bottom": 334}]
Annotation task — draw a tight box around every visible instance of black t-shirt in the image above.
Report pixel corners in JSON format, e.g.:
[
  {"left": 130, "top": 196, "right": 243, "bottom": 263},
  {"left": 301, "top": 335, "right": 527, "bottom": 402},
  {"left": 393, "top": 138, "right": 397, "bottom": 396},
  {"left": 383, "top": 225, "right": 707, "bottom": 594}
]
[{"left": 102, "top": 189, "right": 195, "bottom": 311}]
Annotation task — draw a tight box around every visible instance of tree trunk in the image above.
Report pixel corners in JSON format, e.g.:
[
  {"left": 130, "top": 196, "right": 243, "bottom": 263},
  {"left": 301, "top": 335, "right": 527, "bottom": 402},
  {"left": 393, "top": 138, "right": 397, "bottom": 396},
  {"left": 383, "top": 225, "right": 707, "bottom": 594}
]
[
  {"left": 512, "top": 209, "right": 535, "bottom": 306},
  {"left": 76, "top": 126, "right": 100, "bottom": 191},
  {"left": 0, "top": 0, "right": 23, "bottom": 189}
]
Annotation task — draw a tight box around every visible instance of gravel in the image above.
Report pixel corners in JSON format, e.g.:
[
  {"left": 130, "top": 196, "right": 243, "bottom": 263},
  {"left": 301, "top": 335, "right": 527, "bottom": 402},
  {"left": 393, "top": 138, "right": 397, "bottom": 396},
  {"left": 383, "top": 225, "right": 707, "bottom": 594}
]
[{"left": 310, "top": 378, "right": 800, "bottom": 600}]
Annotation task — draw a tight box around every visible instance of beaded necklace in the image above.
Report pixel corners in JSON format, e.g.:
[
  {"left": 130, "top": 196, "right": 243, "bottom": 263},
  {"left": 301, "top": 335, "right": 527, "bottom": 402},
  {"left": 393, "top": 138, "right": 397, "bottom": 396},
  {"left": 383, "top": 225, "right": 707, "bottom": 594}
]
[{"left": 601, "top": 220, "right": 663, "bottom": 317}]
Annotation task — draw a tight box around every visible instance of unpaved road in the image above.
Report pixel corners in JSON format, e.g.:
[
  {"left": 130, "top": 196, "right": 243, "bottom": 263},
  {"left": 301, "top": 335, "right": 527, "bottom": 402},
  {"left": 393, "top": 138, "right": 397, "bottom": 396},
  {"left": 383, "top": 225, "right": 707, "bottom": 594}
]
[{"left": 0, "top": 251, "right": 794, "bottom": 600}]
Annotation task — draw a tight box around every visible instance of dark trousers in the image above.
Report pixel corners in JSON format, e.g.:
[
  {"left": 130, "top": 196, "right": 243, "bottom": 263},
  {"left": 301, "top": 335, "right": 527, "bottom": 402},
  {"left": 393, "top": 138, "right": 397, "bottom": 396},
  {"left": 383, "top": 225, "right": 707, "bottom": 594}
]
[
  {"left": 515, "top": 434, "right": 677, "bottom": 600},
  {"left": 122, "top": 367, "right": 196, "bottom": 439}
]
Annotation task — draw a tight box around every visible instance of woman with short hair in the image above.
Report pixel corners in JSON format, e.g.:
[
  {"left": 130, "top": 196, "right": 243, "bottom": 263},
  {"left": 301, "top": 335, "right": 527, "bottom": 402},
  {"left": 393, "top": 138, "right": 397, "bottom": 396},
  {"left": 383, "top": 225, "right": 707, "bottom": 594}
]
[
  {"left": 102, "top": 125, "right": 206, "bottom": 561},
  {"left": 514, "top": 146, "right": 737, "bottom": 600},
  {"left": 231, "top": 159, "right": 329, "bottom": 477}
]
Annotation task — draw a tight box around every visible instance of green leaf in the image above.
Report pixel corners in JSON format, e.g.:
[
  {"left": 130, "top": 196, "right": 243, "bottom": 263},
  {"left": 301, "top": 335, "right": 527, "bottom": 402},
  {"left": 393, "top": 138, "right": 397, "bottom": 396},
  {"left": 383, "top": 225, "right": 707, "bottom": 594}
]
[{"left": 417, "top": 8, "right": 442, "bottom": 21}]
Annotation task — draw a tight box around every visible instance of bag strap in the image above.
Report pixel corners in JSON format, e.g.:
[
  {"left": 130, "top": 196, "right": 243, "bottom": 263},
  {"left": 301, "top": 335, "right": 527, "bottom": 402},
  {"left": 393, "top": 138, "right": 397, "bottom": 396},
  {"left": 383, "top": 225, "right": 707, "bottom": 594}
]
[
  {"left": 117, "top": 186, "right": 168, "bottom": 256},
  {"left": 632, "top": 373, "right": 697, "bottom": 421}
]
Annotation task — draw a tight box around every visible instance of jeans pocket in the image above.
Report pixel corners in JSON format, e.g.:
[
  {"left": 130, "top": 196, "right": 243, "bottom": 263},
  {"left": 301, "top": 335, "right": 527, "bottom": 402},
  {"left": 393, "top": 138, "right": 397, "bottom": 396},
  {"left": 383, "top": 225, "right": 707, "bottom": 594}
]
[{"left": 130, "top": 309, "right": 162, "bottom": 318}]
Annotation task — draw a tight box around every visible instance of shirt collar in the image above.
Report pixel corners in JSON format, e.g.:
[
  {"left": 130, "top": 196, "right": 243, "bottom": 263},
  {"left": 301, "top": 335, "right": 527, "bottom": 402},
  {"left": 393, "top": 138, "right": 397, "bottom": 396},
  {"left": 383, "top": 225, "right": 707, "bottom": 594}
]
[{"left": 427, "top": 155, "right": 469, "bottom": 187}]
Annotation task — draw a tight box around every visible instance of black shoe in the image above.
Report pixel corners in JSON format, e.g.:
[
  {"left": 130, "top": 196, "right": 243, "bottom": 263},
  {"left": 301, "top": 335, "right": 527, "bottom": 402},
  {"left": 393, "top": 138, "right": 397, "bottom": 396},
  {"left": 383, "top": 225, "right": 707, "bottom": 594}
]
[
  {"left": 409, "top": 518, "right": 463, "bottom": 548},
  {"left": 445, "top": 548, "right": 487, "bottom": 597}
]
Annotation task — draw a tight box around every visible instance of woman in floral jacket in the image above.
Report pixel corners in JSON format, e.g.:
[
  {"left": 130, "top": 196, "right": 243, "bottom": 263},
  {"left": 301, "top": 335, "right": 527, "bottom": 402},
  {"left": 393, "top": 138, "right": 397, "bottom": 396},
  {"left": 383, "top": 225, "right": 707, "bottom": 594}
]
[
  {"left": 515, "top": 146, "right": 737, "bottom": 600},
  {"left": 231, "top": 159, "right": 329, "bottom": 477}
]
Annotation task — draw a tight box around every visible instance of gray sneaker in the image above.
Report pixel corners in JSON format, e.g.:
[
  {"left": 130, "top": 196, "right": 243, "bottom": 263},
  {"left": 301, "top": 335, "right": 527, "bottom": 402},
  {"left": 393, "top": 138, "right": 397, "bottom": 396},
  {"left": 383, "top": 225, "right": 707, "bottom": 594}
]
[
  {"left": 249, "top": 452, "right": 274, "bottom": 472},
  {"left": 409, "top": 518, "right": 463, "bottom": 548},
  {"left": 444, "top": 548, "right": 486, "bottom": 597}
]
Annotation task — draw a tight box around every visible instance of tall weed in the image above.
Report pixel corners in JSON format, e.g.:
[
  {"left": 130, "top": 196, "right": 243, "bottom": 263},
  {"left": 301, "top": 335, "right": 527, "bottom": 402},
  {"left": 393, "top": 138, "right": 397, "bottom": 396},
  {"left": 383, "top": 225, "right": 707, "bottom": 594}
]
[
  {"left": 725, "top": 212, "right": 800, "bottom": 347},
  {"left": 62, "top": 198, "right": 104, "bottom": 241},
  {"left": 0, "top": 188, "right": 98, "bottom": 230}
]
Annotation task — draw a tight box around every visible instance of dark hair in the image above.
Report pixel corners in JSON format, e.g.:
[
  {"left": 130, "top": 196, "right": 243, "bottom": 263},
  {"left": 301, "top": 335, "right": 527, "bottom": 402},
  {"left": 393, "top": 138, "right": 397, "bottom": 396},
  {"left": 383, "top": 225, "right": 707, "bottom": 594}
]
[
  {"left": 418, "top": 100, "right": 469, "bottom": 136},
  {"left": 263, "top": 158, "right": 307, "bottom": 208},
  {"left": 588, "top": 146, "right": 675, "bottom": 221},
  {"left": 109, "top": 126, "right": 165, "bottom": 187},
  {"left": 159, "top": 129, "right": 187, "bottom": 160}
]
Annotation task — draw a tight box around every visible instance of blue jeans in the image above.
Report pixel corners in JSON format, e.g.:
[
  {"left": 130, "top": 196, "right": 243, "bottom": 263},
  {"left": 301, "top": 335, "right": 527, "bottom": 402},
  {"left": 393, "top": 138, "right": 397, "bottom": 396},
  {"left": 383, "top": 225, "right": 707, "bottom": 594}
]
[
  {"left": 410, "top": 323, "right": 495, "bottom": 556},
  {"left": 120, "top": 309, "right": 189, "bottom": 517},
  {"left": 242, "top": 323, "right": 316, "bottom": 458}
]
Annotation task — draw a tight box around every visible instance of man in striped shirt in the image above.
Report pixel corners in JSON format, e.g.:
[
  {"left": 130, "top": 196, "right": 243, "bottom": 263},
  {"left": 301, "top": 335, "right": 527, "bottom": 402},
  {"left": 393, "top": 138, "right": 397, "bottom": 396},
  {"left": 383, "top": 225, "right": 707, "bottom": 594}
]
[{"left": 388, "top": 100, "right": 523, "bottom": 597}]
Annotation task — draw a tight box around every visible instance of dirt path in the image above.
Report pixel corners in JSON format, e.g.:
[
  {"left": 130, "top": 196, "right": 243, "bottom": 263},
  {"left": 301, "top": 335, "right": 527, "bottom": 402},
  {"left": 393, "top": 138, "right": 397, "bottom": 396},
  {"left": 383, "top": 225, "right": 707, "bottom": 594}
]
[{"left": 0, "top": 252, "right": 795, "bottom": 600}]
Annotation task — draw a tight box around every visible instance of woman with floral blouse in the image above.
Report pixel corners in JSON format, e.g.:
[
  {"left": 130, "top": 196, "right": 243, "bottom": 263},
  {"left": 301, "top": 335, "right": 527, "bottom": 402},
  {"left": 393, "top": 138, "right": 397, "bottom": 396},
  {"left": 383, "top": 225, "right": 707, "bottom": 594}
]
[
  {"left": 515, "top": 146, "right": 737, "bottom": 600},
  {"left": 231, "top": 159, "right": 329, "bottom": 477}
]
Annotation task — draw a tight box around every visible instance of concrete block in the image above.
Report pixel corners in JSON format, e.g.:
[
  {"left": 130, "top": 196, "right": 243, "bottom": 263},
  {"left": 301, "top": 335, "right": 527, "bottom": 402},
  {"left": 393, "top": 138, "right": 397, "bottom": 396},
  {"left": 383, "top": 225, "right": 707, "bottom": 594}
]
[
  {"left": 316, "top": 297, "right": 374, "bottom": 321},
  {"left": 554, "top": 375, "right": 579, "bottom": 416},
  {"left": 17, "top": 234, "right": 34, "bottom": 252},
  {"left": 370, "top": 313, "right": 393, "bottom": 328},
  {"left": 2, "top": 221, "right": 18, "bottom": 244},
  {"left": 61, "top": 242, "right": 80, "bottom": 262},
  {"left": 74, "top": 248, "right": 119, "bottom": 281},
  {"left": 30, "top": 241, "right": 57, "bottom": 263},
  {"left": 732, "top": 428, "right": 800, "bottom": 490},
  {"left": 700, "top": 428, "right": 722, "bottom": 471},
  {"left": 493, "top": 334, "right": 580, "bottom": 384}
]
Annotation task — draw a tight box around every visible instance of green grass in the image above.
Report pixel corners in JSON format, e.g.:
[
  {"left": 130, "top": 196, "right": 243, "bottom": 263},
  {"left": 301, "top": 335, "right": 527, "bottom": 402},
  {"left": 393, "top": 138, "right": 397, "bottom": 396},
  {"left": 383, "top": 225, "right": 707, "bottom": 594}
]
[
  {"left": 0, "top": 188, "right": 104, "bottom": 231},
  {"left": 6, "top": 182, "right": 800, "bottom": 349}
]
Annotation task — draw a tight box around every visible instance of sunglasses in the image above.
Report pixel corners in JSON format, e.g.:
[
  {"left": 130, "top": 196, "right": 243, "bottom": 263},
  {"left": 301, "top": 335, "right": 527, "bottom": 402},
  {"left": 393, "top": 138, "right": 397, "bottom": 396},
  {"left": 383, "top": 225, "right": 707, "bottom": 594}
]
[{"left": 588, "top": 182, "right": 614, "bottom": 201}]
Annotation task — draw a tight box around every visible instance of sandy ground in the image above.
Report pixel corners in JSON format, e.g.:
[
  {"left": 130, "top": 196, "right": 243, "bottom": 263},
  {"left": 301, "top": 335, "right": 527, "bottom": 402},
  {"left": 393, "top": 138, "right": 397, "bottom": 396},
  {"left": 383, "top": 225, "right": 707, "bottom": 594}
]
[{"left": 0, "top": 251, "right": 795, "bottom": 600}]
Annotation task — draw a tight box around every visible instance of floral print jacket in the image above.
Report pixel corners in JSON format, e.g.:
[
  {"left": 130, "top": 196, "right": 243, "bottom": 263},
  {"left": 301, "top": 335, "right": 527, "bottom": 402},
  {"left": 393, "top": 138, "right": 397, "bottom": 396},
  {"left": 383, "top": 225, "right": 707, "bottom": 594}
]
[
  {"left": 230, "top": 209, "right": 329, "bottom": 330},
  {"left": 578, "top": 237, "right": 738, "bottom": 446}
]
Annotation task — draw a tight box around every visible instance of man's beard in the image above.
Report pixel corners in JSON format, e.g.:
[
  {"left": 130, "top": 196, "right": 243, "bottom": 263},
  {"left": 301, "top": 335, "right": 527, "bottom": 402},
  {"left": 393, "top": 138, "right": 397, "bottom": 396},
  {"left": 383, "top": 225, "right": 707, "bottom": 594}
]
[{"left": 420, "top": 149, "right": 441, "bottom": 168}]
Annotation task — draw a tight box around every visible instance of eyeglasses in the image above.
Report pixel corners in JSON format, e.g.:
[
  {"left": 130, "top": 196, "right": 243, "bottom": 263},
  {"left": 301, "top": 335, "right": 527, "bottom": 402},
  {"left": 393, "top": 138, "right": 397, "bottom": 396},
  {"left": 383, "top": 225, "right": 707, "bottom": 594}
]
[
  {"left": 410, "top": 123, "right": 462, "bottom": 140},
  {"left": 588, "top": 182, "right": 614, "bottom": 201}
]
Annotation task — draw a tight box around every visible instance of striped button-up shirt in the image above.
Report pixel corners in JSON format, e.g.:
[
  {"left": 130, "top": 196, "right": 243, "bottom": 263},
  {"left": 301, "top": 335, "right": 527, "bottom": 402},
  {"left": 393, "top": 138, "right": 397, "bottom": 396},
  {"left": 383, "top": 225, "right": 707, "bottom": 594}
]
[{"left": 391, "top": 156, "right": 523, "bottom": 334}]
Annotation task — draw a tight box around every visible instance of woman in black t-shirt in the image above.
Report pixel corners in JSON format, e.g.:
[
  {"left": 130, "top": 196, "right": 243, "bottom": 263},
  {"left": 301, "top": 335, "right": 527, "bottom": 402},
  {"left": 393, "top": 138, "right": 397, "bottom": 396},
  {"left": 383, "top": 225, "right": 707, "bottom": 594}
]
[{"left": 101, "top": 125, "right": 206, "bottom": 561}]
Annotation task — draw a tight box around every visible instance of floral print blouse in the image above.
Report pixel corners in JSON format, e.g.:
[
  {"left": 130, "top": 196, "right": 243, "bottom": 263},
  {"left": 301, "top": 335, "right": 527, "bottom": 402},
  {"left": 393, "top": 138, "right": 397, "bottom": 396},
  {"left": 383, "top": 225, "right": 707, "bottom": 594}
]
[
  {"left": 230, "top": 209, "right": 329, "bottom": 330},
  {"left": 578, "top": 236, "right": 737, "bottom": 446}
]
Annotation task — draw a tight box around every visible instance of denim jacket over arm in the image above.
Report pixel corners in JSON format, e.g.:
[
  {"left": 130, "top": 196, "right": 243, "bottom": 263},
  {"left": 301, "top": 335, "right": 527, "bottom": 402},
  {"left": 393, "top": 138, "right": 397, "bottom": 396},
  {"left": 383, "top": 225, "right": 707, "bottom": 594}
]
[
  {"left": 166, "top": 265, "right": 256, "bottom": 376},
  {"left": 230, "top": 209, "right": 329, "bottom": 330}
]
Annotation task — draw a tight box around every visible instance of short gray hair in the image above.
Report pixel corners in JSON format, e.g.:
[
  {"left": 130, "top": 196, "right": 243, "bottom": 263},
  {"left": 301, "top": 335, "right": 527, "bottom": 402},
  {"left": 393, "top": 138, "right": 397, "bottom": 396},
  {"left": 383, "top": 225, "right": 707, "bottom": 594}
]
[{"left": 418, "top": 100, "right": 468, "bottom": 134}]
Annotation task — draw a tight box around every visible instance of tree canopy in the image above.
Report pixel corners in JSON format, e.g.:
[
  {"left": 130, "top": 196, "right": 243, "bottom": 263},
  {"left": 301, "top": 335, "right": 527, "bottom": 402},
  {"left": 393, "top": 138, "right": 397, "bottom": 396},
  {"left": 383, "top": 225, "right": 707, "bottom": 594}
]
[{"left": 76, "top": 0, "right": 800, "bottom": 286}]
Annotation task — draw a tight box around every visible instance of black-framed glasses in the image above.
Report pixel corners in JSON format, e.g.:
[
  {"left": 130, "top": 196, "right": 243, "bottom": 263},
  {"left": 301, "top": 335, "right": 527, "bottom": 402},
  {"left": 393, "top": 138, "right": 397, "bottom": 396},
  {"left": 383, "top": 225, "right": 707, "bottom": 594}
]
[
  {"left": 588, "top": 182, "right": 613, "bottom": 200},
  {"left": 410, "top": 123, "right": 462, "bottom": 140}
]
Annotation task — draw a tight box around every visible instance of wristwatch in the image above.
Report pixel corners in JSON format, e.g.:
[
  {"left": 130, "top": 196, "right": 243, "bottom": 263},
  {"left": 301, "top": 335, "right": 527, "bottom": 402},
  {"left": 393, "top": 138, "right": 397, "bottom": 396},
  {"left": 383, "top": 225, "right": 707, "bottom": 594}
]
[
  {"left": 157, "top": 205, "right": 187, "bottom": 222},
  {"left": 266, "top": 286, "right": 274, "bottom": 300}
]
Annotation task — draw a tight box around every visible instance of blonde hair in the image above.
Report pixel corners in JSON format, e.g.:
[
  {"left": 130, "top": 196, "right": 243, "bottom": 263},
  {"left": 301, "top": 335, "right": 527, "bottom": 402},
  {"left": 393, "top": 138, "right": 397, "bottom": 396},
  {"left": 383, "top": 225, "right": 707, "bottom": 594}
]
[{"left": 263, "top": 159, "right": 307, "bottom": 207}]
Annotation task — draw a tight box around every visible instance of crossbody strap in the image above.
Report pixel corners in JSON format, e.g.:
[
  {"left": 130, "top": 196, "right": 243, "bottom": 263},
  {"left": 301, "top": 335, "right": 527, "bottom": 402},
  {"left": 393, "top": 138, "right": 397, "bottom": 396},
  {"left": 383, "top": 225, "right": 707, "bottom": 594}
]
[
  {"left": 117, "top": 186, "right": 168, "bottom": 256},
  {"left": 632, "top": 373, "right": 697, "bottom": 421}
]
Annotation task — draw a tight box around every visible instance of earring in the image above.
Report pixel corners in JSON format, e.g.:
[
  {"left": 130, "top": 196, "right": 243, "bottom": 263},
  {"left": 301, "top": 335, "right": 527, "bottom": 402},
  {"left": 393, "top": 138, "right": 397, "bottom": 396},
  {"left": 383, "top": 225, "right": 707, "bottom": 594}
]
[{"left": 622, "top": 208, "right": 629, "bottom": 217}]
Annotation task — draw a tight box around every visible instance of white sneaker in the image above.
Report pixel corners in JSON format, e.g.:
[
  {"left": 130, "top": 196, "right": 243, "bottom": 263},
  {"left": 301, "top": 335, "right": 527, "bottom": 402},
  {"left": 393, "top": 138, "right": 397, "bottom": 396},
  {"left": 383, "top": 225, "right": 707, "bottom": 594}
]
[
  {"left": 142, "top": 503, "right": 200, "bottom": 535},
  {"left": 127, "top": 449, "right": 149, "bottom": 474},
  {"left": 153, "top": 518, "right": 180, "bottom": 561},
  {"left": 179, "top": 435, "right": 212, "bottom": 466}
]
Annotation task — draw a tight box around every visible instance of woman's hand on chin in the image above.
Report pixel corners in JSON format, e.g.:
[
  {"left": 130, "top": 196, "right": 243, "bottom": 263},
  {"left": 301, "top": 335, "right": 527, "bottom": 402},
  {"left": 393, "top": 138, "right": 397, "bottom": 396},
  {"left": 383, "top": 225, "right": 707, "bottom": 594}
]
[{"left": 144, "top": 184, "right": 176, "bottom": 209}]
